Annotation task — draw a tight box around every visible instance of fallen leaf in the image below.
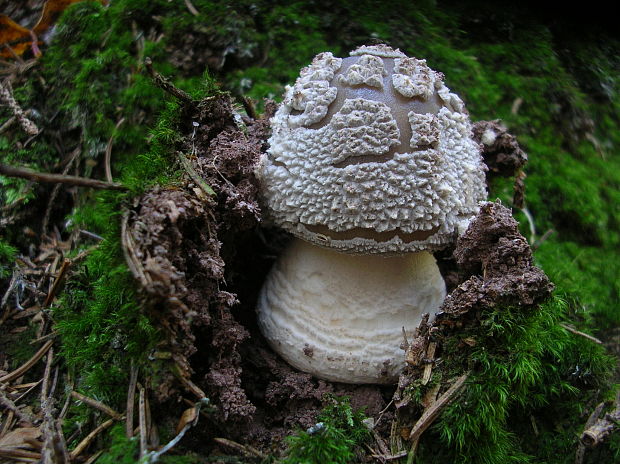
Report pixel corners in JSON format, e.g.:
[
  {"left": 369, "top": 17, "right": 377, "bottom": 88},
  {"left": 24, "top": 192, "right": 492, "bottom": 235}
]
[
  {"left": 0, "top": 0, "right": 108, "bottom": 59},
  {"left": 0, "top": 427, "right": 42, "bottom": 450},
  {"left": 0, "top": 15, "right": 32, "bottom": 58},
  {"left": 175, "top": 406, "right": 198, "bottom": 435}
]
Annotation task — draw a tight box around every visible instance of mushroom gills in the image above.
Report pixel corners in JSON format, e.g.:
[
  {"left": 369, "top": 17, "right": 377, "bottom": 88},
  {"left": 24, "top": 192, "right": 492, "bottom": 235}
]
[{"left": 256, "top": 238, "right": 446, "bottom": 384}]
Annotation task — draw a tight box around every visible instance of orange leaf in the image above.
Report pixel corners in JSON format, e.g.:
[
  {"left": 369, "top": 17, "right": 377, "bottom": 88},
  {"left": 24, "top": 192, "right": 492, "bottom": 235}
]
[
  {"left": 0, "top": 14, "right": 32, "bottom": 57},
  {"left": 33, "top": 0, "right": 88, "bottom": 34}
]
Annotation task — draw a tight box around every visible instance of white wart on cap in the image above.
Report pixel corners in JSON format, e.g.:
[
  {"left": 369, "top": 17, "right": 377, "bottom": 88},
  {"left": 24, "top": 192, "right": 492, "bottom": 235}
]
[{"left": 256, "top": 44, "right": 487, "bottom": 384}]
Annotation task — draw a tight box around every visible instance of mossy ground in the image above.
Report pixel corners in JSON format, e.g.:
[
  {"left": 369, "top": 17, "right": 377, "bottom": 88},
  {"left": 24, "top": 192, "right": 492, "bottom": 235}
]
[{"left": 0, "top": 1, "right": 618, "bottom": 463}]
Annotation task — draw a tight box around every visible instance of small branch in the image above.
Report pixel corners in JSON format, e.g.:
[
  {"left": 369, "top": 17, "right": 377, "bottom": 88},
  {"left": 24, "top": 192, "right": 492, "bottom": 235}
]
[
  {"left": 409, "top": 373, "right": 469, "bottom": 442},
  {"left": 213, "top": 437, "right": 266, "bottom": 458},
  {"left": 241, "top": 96, "right": 257, "bottom": 120},
  {"left": 371, "top": 451, "right": 408, "bottom": 461},
  {"left": 144, "top": 57, "right": 193, "bottom": 104},
  {"left": 43, "top": 259, "right": 70, "bottom": 308},
  {"left": 126, "top": 361, "right": 138, "bottom": 438},
  {"left": 139, "top": 386, "right": 148, "bottom": 458},
  {"left": 560, "top": 323, "right": 603, "bottom": 345},
  {"left": 575, "top": 401, "right": 606, "bottom": 464},
  {"left": 0, "top": 339, "right": 53, "bottom": 384},
  {"left": 0, "top": 390, "right": 35, "bottom": 424},
  {"left": 69, "top": 419, "right": 114, "bottom": 460},
  {"left": 580, "top": 393, "right": 620, "bottom": 447},
  {"left": 0, "top": 163, "right": 127, "bottom": 190},
  {"left": 421, "top": 342, "right": 437, "bottom": 385},
  {"left": 0, "top": 448, "right": 41, "bottom": 460},
  {"left": 142, "top": 399, "right": 209, "bottom": 463},
  {"left": 104, "top": 117, "right": 126, "bottom": 183},
  {"left": 0, "top": 80, "right": 39, "bottom": 136},
  {"left": 71, "top": 391, "right": 123, "bottom": 420},
  {"left": 177, "top": 152, "right": 216, "bottom": 196},
  {"left": 184, "top": 0, "right": 199, "bottom": 15}
]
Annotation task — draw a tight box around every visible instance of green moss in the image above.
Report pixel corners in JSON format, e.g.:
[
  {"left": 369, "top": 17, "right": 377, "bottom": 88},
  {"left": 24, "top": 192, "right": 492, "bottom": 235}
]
[
  {"left": 0, "top": 240, "right": 16, "bottom": 280},
  {"left": 412, "top": 298, "right": 614, "bottom": 464},
  {"left": 281, "top": 395, "right": 370, "bottom": 464}
]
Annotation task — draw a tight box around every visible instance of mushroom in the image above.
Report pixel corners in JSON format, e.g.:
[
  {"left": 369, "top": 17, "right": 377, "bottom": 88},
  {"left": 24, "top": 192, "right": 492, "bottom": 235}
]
[{"left": 256, "top": 44, "right": 487, "bottom": 384}]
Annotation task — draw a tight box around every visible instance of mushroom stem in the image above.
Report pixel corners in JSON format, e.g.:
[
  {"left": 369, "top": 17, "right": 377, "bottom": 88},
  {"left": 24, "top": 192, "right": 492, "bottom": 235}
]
[{"left": 257, "top": 238, "right": 446, "bottom": 384}]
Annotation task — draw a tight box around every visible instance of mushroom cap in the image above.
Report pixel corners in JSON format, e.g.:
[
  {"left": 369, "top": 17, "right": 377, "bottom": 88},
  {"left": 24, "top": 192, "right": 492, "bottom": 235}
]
[{"left": 257, "top": 45, "right": 487, "bottom": 254}]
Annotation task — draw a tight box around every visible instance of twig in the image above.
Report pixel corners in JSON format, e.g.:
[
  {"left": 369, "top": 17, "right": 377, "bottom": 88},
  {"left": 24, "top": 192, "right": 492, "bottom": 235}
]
[
  {"left": 531, "top": 228, "right": 555, "bottom": 251},
  {"left": 104, "top": 117, "right": 126, "bottom": 183},
  {"left": 126, "top": 361, "right": 138, "bottom": 438},
  {"left": 177, "top": 152, "right": 216, "bottom": 196},
  {"left": 55, "top": 419, "right": 70, "bottom": 464},
  {"left": 0, "top": 80, "right": 39, "bottom": 135},
  {"left": 144, "top": 57, "right": 193, "bottom": 104},
  {"left": 42, "top": 146, "right": 81, "bottom": 234},
  {"left": 560, "top": 323, "right": 603, "bottom": 345},
  {"left": 40, "top": 346, "right": 53, "bottom": 402},
  {"left": 139, "top": 386, "right": 148, "bottom": 458},
  {"left": 409, "top": 373, "right": 469, "bottom": 442},
  {"left": 69, "top": 419, "right": 114, "bottom": 460},
  {"left": 71, "top": 391, "right": 123, "bottom": 420},
  {"left": 0, "top": 410, "right": 14, "bottom": 438},
  {"left": 371, "top": 451, "right": 408, "bottom": 461},
  {"left": 83, "top": 450, "right": 104, "bottom": 464},
  {"left": 121, "top": 210, "right": 150, "bottom": 287},
  {"left": 241, "top": 96, "right": 257, "bottom": 120},
  {"left": 421, "top": 342, "right": 437, "bottom": 385},
  {"left": 213, "top": 437, "right": 266, "bottom": 458},
  {"left": 0, "top": 339, "right": 53, "bottom": 383},
  {"left": 40, "top": 347, "right": 57, "bottom": 464},
  {"left": 184, "top": 0, "right": 199, "bottom": 15},
  {"left": 43, "top": 259, "right": 70, "bottom": 308},
  {"left": 14, "top": 379, "right": 43, "bottom": 403},
  {"left": 0, "top": 390, "right": 34, "bottom": 424},
  {"left": 580, "top": 392, "right": 620, "bottom": 447},
  {"left": 575, "top": 402, "right": 606, "bottom": 464},
  {"left": 0, "top": 163, "right": 127, "bottom": 190},
  {"left": 0, "top": 448, "right": 41, "bottom": 460},
  {"left": 141, "top": 399, "right": 209, "bottom": 463}
]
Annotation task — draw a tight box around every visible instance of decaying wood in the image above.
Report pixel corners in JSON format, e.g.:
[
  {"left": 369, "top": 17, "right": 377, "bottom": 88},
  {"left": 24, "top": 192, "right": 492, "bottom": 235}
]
[
  {"left": 0, "top": 163, "right": 127, "bottom": 190},
  {"left": 580, "top": 392, "right": 620, "bottom": 448},
  {"left": 575, "top": 401, "right": 606, "bottom": 464}
]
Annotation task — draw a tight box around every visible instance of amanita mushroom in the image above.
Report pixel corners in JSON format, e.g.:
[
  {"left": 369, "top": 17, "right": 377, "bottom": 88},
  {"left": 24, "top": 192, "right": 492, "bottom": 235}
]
[{"left": 256, "top": 44, "right": 487, "bottom": 384}]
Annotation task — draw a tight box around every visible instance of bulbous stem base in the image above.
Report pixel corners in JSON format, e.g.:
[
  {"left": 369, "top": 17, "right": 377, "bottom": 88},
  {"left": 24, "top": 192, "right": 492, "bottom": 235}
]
[{"left": 256, "top": 238, "right": 446, "bottom": 384}]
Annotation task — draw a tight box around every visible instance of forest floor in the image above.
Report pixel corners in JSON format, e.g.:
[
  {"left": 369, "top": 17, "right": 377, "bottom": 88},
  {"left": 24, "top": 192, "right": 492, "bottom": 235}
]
[{"left": 1, "top": 1, "right": 619, "bottom": 463}]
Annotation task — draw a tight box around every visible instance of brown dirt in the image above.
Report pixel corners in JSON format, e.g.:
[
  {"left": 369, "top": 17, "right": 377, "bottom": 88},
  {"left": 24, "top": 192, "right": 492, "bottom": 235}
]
[{"left": 119, "top": 89, "right": 552, "bottom": 455}]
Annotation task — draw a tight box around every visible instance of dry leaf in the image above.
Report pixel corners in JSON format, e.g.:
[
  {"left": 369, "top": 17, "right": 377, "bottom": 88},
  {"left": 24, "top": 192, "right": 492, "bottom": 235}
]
[
  {"left": 0, "top": 0, "right": 107, "bottom": 59},
  {"left": 0, "top": 427, "right": 42, "bottom": 450},
  {"left": 0, "top": 15, "right": 32, "bottom": 58},
  {"left": 175, "top": 407, "right": 198, "bottom": 435}
]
